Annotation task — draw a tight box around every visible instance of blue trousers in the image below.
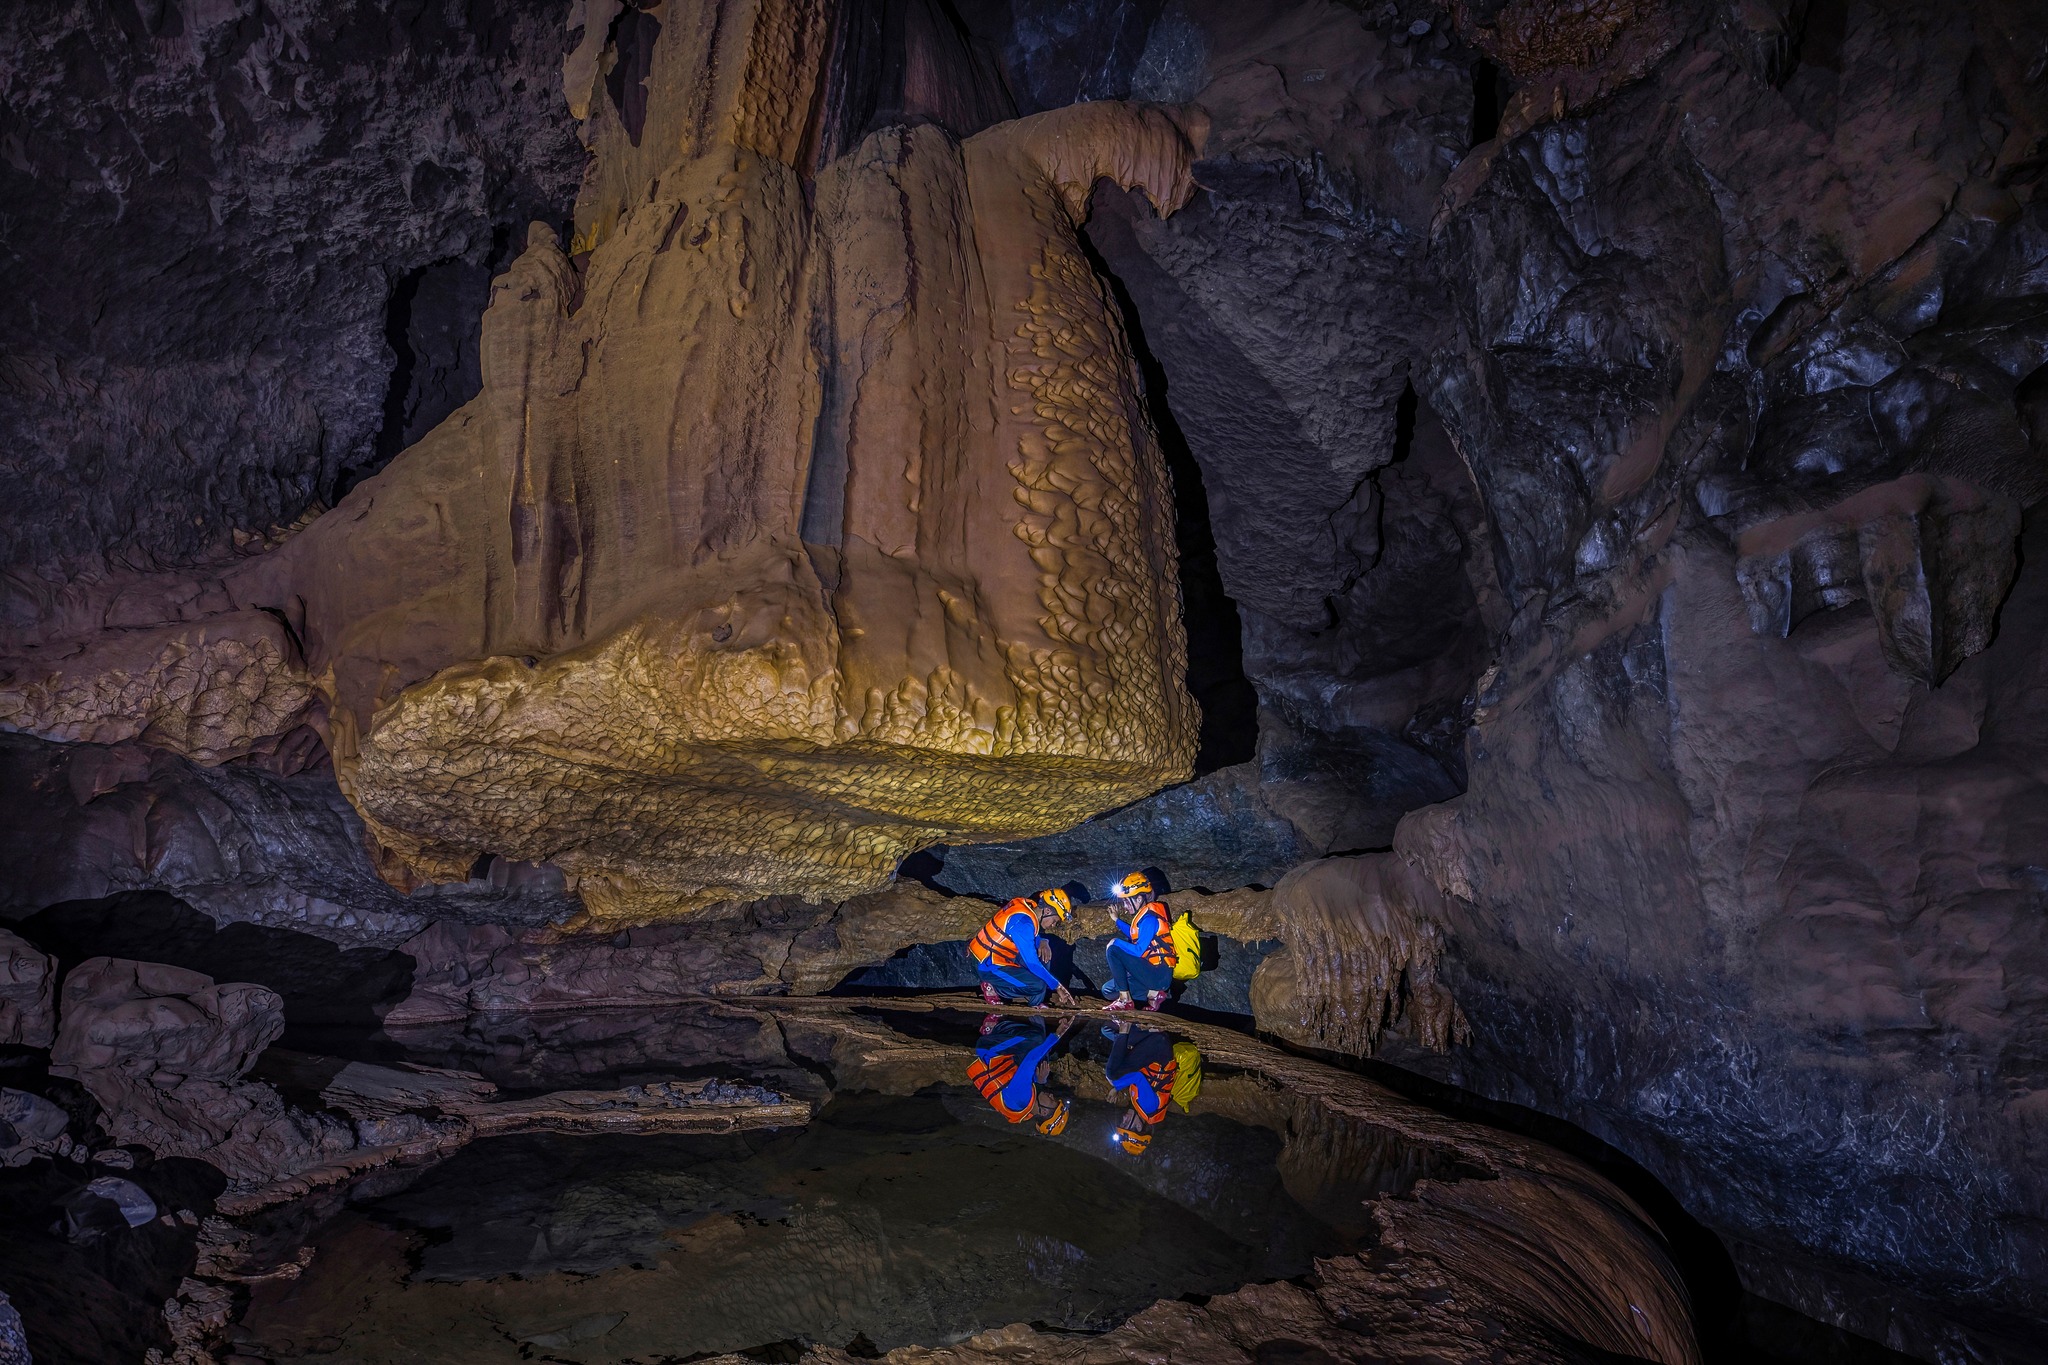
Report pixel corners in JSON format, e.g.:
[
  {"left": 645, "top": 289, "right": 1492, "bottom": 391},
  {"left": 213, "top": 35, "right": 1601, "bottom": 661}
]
[
  {"left": 978, "top": 961, "right": 1049, "bottom": 1006},
  {"left": 1103, "top": 944, "right": 1172, "bottom": 999}
]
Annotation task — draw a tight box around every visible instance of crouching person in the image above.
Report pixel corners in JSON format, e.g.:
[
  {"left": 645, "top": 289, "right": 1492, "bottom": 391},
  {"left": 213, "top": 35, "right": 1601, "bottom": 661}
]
[
  {"left": 968, "top": 889, "right": 1077, "bottom": 1008},
  {"left": 1103, "top": 872, "right": 1175, "bottom": 1011},
  {"left": 1104, "top": 1018, "right": 1177, "bottom": 1158},
  {"left": 967, "top": 1015, "right": 1074, "bottom": 1137}
]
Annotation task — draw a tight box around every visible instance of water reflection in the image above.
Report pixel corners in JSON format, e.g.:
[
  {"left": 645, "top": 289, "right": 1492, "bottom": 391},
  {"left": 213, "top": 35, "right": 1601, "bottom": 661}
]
[
  {"left": 231, "top": 1004, "right": 1472, "bottom": 1362},
  {"left": 968, "top": 1014, "right": 1073, "bottom": 1134},
  {"left": 1102, "top": 1018, "right": 1184, "bottom": 1157}
]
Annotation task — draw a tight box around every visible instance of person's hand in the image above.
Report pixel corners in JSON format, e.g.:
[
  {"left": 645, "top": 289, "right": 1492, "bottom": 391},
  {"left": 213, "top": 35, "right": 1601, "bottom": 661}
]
[
  {"left": 1053, "top": 986, "right": 1076, "bottom": 1008},
  {"left": 1037, "top": 937, "right": 1054, "bottom": 964}
]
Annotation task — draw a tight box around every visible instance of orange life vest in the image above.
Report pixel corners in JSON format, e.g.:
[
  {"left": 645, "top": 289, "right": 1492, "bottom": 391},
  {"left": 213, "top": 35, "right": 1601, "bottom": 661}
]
[
  {"left": 1129, "top": 1055, "right": 1178, "bottom": 1123},
  {"left": 966, "top": 1051, "right": 1033, "bottom": 1122},
  {"left": 969, "top": 899, "right": 1037, "bottom": 970},
  {"left": 1126, "top": 902, "right": 1177, "bottom": 970}
]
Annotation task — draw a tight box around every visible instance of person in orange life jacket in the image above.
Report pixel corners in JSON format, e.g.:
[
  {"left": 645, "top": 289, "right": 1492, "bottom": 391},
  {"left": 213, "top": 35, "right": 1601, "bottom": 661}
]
[
  {"left": 1101, "top": 871, "right": 1174, "bottom": 1011},
  {"left": 967, "top": 1013, "right": 1073, "bottom": 1136},
  {"left": 1103, "top": 1018, "right": 1177, "bottom": 1157},
  {"left": 968, "top": 888, "right": 1077, "bottom": 1008}
]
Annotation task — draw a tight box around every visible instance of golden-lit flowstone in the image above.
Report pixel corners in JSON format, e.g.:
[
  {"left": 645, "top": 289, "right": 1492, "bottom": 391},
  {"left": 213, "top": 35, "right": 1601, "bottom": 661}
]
[{"left": 0, "top": 0, "right": 1201, "bottom": 919}]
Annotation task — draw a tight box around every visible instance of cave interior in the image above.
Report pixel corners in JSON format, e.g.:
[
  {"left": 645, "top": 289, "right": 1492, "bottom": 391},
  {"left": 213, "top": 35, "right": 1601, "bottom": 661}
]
[{"left": 0, "top": 0, "right": 2045, "bottom": 1362}]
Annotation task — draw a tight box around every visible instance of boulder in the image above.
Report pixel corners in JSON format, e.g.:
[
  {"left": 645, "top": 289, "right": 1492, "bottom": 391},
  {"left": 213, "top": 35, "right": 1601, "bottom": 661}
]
[
  {"left": 51, "top": 958, "right": 282, "bottom": 1084},
  {"left": 0, "top": 1088, "right": 69, "bottom": 1167},
  {"left": 0, "top": 929, "right": 54, "bottom": 1047}
]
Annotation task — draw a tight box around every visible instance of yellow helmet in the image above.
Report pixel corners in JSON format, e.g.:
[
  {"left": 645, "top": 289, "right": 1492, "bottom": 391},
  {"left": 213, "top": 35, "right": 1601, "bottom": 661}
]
[
  {"left": 1112, "top": 872, "right": 1152, "bottom": 900},
  {"left": 1036, "top": 1098, "right": 1071, "bottom": 1137},
  {"left": 1109, "top": 1125, "right": 1153, "bottom": 1157},
  {"left": 1036, "top": 888, "right": 1073, "bottom": 921}
]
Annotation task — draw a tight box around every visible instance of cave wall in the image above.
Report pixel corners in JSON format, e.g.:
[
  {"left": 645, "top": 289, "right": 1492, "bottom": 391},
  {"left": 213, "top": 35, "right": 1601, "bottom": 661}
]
[
  {"left": 928, "top": 0, "right": 2048, "bottom": 1353},
  {"left": 0, "top": 0, "right": 586, "bottom": 582},
  {"left": 1393, "top": 0, "right": 2048, "bottom": 1352},
  {"left": 2, "top": 0, "right": 1213, "bottom": 920}
]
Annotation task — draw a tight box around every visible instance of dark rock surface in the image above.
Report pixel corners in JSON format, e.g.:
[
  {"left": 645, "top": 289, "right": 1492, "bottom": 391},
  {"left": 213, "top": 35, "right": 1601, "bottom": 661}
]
[
  {"left": 1367, "top": 0, "right": 2045, "bottom": 1355},
  {"left": 52, "top": 957, "right": 284, "bottom": 1082},
  {"left": 937, "top": 0, "right": 2048, "bottom": 1354},
  {"left": 18, "top": 892, "right": 417, "bottom": 1041},
  {"left": 1389, "top": 508, "right": 2048, "bottom": 1363},
  {"left": 0, "top": 931, "right": 54, "bottom": 1048},
  {"left": 0, "top": 0, "right": 583, "bottom": 580},
  {"left": 0, "top": 734, "right": 578, "bottom": 945},
  {"left": 925, "top": 762, "right": 1313, "bottom": 897},
  {"left": 48, "top": 955, "right": 358, "bottom": 1191},
  {"left": 938, "top": 0, "right": 2048, "bottom": 1353},
  {"left": 939, "top": 0, "right": 1495, "bottom": 886},
  {"left": 0, "top": 1150, "right": 221, "bottom": 1365}
]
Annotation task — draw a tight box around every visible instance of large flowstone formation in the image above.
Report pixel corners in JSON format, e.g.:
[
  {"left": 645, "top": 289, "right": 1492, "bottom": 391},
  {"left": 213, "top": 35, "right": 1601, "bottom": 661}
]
[{"left": 2, "top": 0, "right": 1200, "bottom": 920}]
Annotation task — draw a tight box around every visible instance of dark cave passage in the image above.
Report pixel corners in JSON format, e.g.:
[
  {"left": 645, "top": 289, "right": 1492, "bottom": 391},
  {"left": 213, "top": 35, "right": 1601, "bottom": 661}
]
[
  {"left": 1077, "top": 222, "right": 1260, "bottom": 776},
  {"left": 1469, "top": 56, "right": 1512, "bottom": 146}
]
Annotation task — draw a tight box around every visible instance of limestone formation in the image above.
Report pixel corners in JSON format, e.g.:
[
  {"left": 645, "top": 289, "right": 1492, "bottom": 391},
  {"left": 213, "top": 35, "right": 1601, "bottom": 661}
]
[
  {"left": 1247, "top": 858, "right": 1469, "bottom": 1057},
  {"left": 7, "top": 0, "right": 2048, "bottom": 1354},
  {"left": 49, "top": 957, "right": 356, "bottom": 1190},
  {"left": 0, "top": 0, "right": 1200, "bottom": 921},
  {"left": 0, "top": 930, "right": 54, "bottom": 1048}
]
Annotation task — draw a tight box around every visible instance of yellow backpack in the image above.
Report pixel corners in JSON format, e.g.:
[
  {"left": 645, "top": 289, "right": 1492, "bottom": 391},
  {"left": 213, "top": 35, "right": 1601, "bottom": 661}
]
[
  {"left": 1170, "top": 1041, "right": 1203, "bottom": 1111},
  {"left": 1169, "top": 912, "right": 1202, "bottom": 981}
]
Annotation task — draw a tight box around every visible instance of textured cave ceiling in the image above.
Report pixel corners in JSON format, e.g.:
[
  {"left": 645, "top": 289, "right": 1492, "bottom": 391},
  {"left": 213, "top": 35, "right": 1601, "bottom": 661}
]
[{"left": 1, "top": 0, "right": 2046, "bottom": 1360}]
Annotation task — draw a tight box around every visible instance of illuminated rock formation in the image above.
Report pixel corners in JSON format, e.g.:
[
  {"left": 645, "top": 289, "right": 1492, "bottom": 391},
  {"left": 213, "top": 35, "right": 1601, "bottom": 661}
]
[{"left": 1, "top": 0, "right": 1200, "bottom": 920}]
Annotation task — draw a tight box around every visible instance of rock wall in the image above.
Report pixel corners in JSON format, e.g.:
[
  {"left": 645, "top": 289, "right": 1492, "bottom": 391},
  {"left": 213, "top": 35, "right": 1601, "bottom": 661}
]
[
  {"left": 0, "top": 734, "right": 576, "bottom": 944},
  {"left": 1389, "top": 0, "right": 2048, "bottom": 1354},
  {"left": 895, "top": 0, "right": 2048, "bottom": 1353},
  {"left": 0, "top": 0, "right": 585, "bottom": 581}
]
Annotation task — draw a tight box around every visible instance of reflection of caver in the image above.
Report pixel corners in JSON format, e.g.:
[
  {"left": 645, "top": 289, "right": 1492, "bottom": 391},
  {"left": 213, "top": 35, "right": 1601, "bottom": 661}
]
[
  {"left": 967, "top": 1016, "right": 1073, "bottom": 1136},
  {"left": 1103, "top": 1021, "right": 1181, "bottom": 1157},
  {"left": 1102, "top": 872, "right": 1175, "bottom": 1011},
  {"left": 969, "top": 890, "right": 1077, "bottom": 1008}
]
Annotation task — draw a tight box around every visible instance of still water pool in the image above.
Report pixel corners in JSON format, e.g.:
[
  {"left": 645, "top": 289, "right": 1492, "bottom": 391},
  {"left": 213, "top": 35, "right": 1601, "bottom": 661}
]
[{"left": 227, "top": 1008, "right": 1441, "bottom": 1363}]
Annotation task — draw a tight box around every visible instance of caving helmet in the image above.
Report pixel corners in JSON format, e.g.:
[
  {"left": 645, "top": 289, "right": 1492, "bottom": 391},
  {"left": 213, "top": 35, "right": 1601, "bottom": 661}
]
[
  {"left": 1109, "top": 1124, "right": 1153, "bottom": 1158},
  {"left": 1035, "top": 888, "right": 1074, "bottom": 923},
  {"left": 1036, "top": 1097, "right": 1072, "bottom": 1137},
  {"left": 1111, "top": 872, "right": 1153, "bottom": 901}
]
